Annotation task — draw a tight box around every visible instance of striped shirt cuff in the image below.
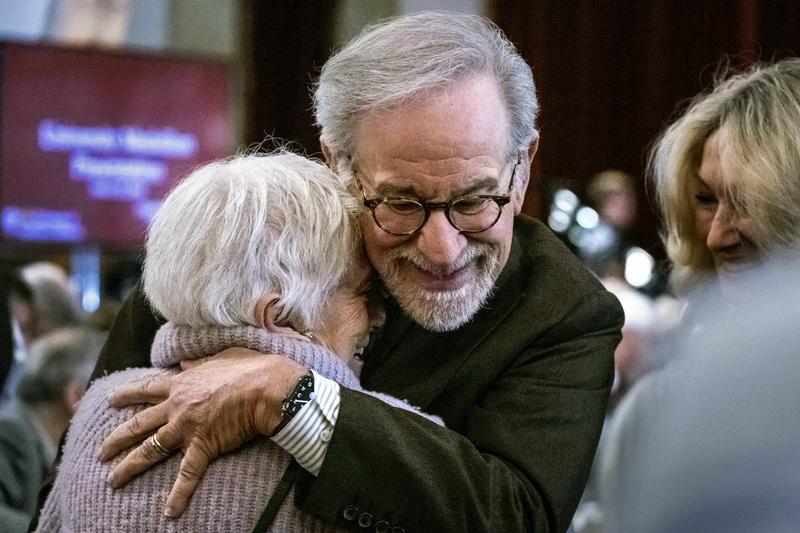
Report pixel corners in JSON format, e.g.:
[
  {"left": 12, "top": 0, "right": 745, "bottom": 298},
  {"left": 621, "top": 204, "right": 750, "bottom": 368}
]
[{"left": 271, "top": 369, "right": 340, "bottom": 476}]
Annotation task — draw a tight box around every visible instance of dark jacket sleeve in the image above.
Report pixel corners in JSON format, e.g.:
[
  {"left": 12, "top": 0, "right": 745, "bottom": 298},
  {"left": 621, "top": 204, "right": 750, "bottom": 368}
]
[
  {"left": 298, "top": 287, "right": 622, "bottom": 532},
  {"left": 90, "top": 281, "right": 163, "bottom": 380}
]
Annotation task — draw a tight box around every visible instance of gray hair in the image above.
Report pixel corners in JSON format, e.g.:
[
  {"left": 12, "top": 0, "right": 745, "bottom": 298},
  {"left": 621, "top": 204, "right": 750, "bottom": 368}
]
[
  {"left": 313, "top": 11, "right": 538, "bottom": 158},
  {"left": 20, "top": 262, "right": 84, "bottom": 336},
  {"left": 143, "top": 152, "right": 360, "bottom": 332},
  {"left": 649, "top": 58, "right": 800, "bottom": 292},
  {"left": 16, "top": 327, "right": 106, "bottom": 405}
]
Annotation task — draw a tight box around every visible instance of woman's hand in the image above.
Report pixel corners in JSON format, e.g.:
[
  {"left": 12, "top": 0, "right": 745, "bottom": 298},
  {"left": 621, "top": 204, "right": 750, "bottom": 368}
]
[{"left": 97, "top": 347, "right": 306, "bottom": 518}]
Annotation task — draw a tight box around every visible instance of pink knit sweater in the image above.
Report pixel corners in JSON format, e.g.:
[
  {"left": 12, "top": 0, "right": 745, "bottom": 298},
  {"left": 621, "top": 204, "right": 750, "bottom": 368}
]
[{"left": 37, "top": 323, "right": 441, "bottom": 532}]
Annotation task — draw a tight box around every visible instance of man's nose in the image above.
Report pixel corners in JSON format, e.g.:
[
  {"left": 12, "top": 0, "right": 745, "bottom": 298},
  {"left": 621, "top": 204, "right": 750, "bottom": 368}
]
[
  {"left": 706, "top": 203, "right": 740, "bottom": 251},
  {"left": 416, "top": 210, "right": 468, "bottom": 266}
]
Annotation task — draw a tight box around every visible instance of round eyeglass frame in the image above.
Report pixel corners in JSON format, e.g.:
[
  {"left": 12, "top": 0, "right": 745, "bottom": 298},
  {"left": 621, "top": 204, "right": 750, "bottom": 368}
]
[{"left": 351, "top": 154, "right": 522, "bottom": 236}]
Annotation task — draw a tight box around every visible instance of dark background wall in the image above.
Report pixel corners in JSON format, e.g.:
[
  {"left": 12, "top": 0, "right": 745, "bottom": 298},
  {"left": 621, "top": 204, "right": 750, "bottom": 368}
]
[
  {"left": 494, "top": 0, "right": 800, "bottom": 254},
  {"left": 240, "top": 1, "right": 338, "bottom": 157}
]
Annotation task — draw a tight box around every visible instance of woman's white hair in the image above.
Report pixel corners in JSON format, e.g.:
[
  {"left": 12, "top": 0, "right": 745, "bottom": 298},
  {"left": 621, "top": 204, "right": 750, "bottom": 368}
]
[
  {"left": 143, "top": 152, "right": 360, "bottom": 331},
  {"left": 313, "top": 11, "right": 538, "bottom": 159},
  {"left": 649, "top": 58, "right": 800, "bottom": 293}
]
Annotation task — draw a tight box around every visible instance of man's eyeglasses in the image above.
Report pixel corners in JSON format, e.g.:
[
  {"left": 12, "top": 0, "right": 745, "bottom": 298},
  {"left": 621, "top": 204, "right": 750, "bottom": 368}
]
[{"left": 352, "top": 155, "right": 521, "bottom": 236}]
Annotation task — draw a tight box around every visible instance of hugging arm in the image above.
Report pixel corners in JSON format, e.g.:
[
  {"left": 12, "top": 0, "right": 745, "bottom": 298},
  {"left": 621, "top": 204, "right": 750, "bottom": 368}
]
[
  {"left": 298, "top": 290, "right": 621, "bottom": 532},
  {"left": 92, "top": 274, "right": 621, "bottom": 531}
]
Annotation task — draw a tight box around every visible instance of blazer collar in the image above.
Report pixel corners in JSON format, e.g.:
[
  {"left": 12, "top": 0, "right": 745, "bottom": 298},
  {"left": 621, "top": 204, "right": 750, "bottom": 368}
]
[{"left": 361, "top": 229, "right": 530, "bottom": 410}]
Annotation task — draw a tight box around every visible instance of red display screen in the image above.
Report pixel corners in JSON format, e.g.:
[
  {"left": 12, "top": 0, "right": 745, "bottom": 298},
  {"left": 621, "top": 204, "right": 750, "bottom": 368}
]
[{"left": 0, "top": 42, "right": 233, "bottom": 246}]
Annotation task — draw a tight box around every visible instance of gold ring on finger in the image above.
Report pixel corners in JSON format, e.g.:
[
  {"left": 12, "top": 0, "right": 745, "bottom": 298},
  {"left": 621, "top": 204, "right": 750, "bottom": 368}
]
[{"left": 148, "top": 433, "right": 171, "bottom": 456}]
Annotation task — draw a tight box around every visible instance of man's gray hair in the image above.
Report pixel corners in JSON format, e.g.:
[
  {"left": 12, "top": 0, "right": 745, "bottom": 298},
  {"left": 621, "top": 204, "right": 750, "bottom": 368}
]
[
  {"left": 16, "top": 327, "right": 106, "bottom": 405},
  {"left": 314, "top": 11, "right": 538, "bottom": 158},
  {"left": 143, "top": 152, "right": 360, "bottom": 332}
]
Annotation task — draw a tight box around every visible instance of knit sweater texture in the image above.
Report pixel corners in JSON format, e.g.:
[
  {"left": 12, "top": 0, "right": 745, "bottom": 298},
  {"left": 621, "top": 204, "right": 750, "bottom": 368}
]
[{"left": 37, "top": 323, "right": 440, "bottom": 532}]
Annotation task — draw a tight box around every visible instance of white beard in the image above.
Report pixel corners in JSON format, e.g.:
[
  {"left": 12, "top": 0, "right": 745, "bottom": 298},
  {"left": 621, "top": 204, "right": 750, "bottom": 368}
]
[{"left": 379, "top": 242, "right": 502, "bottom": 332}]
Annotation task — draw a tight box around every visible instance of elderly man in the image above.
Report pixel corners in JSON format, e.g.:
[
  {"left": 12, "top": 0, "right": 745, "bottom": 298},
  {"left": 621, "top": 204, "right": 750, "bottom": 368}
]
[{"left": 75, "top": 13, "right": 621, "bottom": 533}]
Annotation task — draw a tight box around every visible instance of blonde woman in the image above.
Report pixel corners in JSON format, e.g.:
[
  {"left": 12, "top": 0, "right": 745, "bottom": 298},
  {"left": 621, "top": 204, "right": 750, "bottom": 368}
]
[
  {"left": 600, "top": 58, "right": 800, "bottom": 532},
  {"left": 650, "top": 58, "right": 800, "bottom": 294}
]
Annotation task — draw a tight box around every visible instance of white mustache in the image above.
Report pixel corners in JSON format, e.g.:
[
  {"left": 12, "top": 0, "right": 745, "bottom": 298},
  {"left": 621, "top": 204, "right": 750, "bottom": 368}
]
[{"left": 391, "top": 244, "right": 491, "bottom": 277}]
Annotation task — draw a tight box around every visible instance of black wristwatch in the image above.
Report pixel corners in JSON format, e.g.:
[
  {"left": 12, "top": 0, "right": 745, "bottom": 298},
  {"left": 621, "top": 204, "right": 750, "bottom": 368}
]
[{"left": 272, "top": 370, "right": 315, "bottom": 435}]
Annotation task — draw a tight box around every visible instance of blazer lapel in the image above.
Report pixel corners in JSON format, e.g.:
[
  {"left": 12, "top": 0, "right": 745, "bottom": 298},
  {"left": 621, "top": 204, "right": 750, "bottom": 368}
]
[{"left": 360, "top": 233, "right": 530, "bottom": 411}]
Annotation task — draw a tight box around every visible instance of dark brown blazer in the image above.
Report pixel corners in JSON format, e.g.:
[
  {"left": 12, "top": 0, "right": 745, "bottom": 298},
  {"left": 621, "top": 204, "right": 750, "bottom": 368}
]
[{"left": 75, "top": 215, "right": 623, "bottom": 533}]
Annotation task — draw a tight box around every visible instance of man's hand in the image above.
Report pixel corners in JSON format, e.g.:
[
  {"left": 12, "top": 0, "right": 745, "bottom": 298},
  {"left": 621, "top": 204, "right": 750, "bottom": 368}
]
[{"left": 97, "top": 347, "right": 306, "bottom": 518}]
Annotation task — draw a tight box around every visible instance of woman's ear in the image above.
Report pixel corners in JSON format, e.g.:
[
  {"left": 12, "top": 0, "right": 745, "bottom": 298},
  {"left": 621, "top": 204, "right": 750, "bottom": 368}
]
[
  {"left": 320, "top": 139, "right": 339, "bottom": 170},
  {"left": 253, "top": 293, "right": 304, "bottom": 336}
]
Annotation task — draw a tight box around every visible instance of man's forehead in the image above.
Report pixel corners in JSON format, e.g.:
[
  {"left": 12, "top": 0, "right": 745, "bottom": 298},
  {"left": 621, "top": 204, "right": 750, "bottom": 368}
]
[
  {"left": 351, "top": 74, "right": 512, "bottom": 167},
  {"left": 365, "top": 158, "right": 508, "bottom": 195},
  {"left": 376, "top": 153, "right": 504, "bottom": 173}
]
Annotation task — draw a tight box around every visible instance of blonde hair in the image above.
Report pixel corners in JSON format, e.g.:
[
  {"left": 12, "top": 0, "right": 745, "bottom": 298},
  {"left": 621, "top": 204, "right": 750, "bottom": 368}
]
[
  {"left": 649, "top": 58, "right": 800, "bottom": 292},
  {"left": 143, "top": 152, "right": 360, "bottom": 331}
]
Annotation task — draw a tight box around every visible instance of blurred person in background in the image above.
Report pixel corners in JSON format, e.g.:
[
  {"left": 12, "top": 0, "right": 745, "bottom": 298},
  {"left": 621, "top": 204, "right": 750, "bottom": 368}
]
[
  {"left": 586, "top": 169, "right": 679, "bottom": 397},
  {"left": 1, "top": 264, "right": 84, "bottom": 404},
  {"left": 570, "top": 274, "right": 659, "bottom": 533},
  {"left": 0, "top": 327, "right": 105, "bottom": 533},
  {"left": 588, "top": 170, "right": 638, "bottom": 235},
  {"left": 583, "top": 170, "right": 639, "bottom": 279},
  {"left": 1, "top": 271, "right": 33, "bottom": 404},
  {"left": 600, "top": 57, "right": 800, "bottom": 532},
  {"left": 37, "top": 152, "right": 442, "bottom": 532},
  {"left": 604, "top": 259, "right": 800, "bottom": 532},
  {"left": 19, "top": 263, "right": 84, "bottom": 344}
]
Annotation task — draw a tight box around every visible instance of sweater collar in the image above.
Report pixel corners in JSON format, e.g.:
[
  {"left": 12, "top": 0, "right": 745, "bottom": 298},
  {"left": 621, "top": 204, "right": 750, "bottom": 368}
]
[{"left": 151, "top": 322, "right": 361, "bottom": 387}]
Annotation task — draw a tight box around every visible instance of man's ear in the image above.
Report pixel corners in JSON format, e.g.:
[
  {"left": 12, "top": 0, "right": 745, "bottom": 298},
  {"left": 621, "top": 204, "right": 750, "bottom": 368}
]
[
  {"left": 253, "top": 293, "right": 304, "bottom": 336},
  {"left": 513, "top": 133, "right": 540, "bottom": 215}
]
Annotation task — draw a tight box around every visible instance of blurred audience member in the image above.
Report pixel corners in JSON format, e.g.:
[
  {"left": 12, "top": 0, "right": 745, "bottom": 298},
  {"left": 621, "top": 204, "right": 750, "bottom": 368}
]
[
  {"left": 602, "top": 58, "right": 800, "bottom": 532},
  {"left": 571, "top": 276, "right": 660, "bottom": 533},
  {"left": 588, "top": 170, "right": 637, "bottom": 262},
  {"left": 604, "top": 258, "right": 800, "bottom": 532},
  {"left": 588, "top": 170, "right": 638, "bottom": 233},
  {"left": 0, "top": 327, "right": 106, "bottom": 533},
  {"left": 581, "top": 170, "right": 638, "bottom": 278},
  {"left": 602, "top": 277, "right": 657, "bottom": 409},
  {"left": 2, "top": 263, "right": 85, "bottom": 403},
  {"left": 1, "top": 272, "right": 34, "bottom": 404},
  {"left": 19, "top": 263, "right": 84, "bottom": 344}
]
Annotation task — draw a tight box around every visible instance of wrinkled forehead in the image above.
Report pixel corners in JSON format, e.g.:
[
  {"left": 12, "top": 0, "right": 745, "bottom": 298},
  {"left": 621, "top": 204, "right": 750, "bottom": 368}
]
[{"left": 352, "top": 74, "right": 512, "bottom": 164}]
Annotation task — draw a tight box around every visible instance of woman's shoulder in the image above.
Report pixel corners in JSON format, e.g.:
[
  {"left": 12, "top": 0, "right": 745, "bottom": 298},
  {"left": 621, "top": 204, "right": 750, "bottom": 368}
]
[{"left": 65, "top": 368, "right": 174, "bottom": 456}]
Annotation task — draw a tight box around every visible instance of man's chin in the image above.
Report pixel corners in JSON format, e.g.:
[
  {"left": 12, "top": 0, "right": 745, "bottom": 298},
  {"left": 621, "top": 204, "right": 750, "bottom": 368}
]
[
  {"left": 378, "top": 242, "right": 502, "bottom": 331},
  {"left": 389, "top": 281, "right": 494, "bottom": 332}
]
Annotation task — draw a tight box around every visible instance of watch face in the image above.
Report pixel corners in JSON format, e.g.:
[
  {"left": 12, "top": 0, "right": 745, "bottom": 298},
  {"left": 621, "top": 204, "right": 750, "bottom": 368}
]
[{"left": 283, "top": 372, "right": 315, "bottom": 418}]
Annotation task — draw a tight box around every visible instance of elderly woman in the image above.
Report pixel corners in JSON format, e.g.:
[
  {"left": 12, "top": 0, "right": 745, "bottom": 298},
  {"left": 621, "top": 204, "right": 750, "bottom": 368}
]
[
  {"left": 37, "top": 152, "right": 441, "bottom": 532},
  {"left": 596, "top": 58, "right": 800, "bottom": 533}
]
